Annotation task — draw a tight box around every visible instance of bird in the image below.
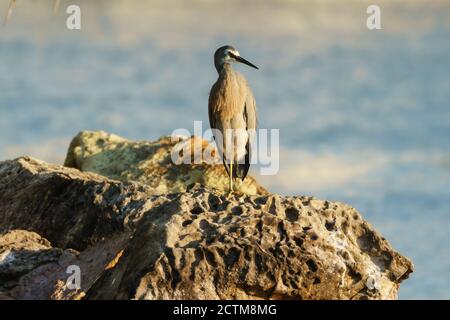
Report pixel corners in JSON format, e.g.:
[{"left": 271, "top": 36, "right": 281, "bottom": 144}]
[{"left": 208, "top": 45, "right": 259, "bottom": 193}]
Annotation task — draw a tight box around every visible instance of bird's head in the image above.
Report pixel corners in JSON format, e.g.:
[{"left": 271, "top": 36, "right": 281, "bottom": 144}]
[{"left": 214, "top": 45, "right": 258, "bottom": 72}]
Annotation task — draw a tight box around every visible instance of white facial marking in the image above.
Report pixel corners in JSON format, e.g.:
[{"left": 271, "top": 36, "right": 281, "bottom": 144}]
[
  {"left": 220, "top": 48, "right": 240, "bottom": 64},
  {"left": 227, "top": 49, "right": 240, "bottom": 57}
]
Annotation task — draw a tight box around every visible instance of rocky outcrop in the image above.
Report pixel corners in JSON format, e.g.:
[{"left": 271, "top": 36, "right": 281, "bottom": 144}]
[
  {"left": 0, "top": 155, "right": 413, "bottom": 300},
  {"left": 64, "top": 131, "right": 267, "bottom": 196}
]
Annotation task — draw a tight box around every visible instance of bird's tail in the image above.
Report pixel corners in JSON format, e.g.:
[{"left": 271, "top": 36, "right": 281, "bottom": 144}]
[{"left": 235, "top": 162, "right": 250, "bottom": 180}]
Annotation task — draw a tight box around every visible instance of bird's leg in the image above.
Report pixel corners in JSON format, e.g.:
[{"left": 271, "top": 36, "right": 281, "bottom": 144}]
[{"left": 229, "top": 158, "right": 234, "bottom": 193}]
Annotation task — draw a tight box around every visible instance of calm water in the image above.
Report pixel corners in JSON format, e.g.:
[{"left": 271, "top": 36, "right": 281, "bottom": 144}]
[{"left": 0, "top": 0, "right": 449, "bottom": 299}]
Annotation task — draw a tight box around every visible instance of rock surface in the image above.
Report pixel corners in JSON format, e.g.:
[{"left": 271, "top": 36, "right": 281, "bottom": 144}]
[
  {"left": 0, "top": 156, "right": 413, "bottom": 300},
  {"left": 64, "top": 130, "right": 267, "bottom": 196}
]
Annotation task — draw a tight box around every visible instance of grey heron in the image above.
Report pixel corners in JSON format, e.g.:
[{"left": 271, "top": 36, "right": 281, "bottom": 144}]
[{"left": 208, "top": 45, "right": 259, "bottom": 193}]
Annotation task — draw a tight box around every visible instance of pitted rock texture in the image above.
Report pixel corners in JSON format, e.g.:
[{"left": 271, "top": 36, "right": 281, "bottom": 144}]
[
  {"left": 0, "top": 157, "right": 413, "bottom": 300},
  {"left": 64, "top": 130, "right": 267, "bottom": 196}
]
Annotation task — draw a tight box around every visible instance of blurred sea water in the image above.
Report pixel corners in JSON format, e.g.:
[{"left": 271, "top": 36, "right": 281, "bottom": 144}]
[{"left": 0, "top": 0, "right": 449, "bottom": 299}]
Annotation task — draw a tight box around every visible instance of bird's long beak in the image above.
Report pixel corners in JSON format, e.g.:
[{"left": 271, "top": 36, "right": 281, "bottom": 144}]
[{"left": 235, "top": 55, "right": 259, "bottom": 70}]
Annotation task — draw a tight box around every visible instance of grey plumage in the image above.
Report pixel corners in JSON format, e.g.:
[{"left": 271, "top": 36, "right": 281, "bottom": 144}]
[{"left": 208, "top": 45, "right": 258, "bottom": 192}]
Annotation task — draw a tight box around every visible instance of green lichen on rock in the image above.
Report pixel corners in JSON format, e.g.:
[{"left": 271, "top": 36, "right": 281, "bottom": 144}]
[{"left": 64, "top": 131, "right": 267, "bottom": 195}]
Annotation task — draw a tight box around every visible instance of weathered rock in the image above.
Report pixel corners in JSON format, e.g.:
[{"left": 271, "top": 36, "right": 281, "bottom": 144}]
[
  {"left": 64, "top": 130, "right": 267, "bottom": 195},
  {"left": 0, "top": 229, "right": 129, "bottom": 300},
  {"left": 0, "top": 230, "right": 62, "bottom": 281},
  {"left": 0, "top": 156, "right": 413, "bottom": 300},
  {"left": 0, "top": 157, "right": 152, "bottom": 251}
]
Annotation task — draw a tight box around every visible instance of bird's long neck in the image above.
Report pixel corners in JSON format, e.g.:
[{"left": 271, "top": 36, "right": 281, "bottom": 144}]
[
  {"left": 216, "top": 62, "right": 232, "bottom": 75},
  {"left": 216, "top": 64, "right": 237, "bottom": 92}
]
